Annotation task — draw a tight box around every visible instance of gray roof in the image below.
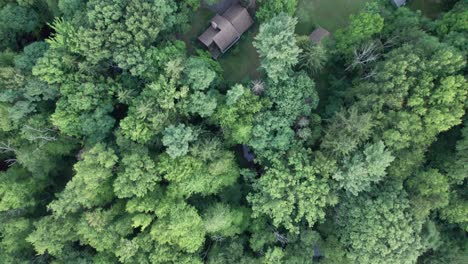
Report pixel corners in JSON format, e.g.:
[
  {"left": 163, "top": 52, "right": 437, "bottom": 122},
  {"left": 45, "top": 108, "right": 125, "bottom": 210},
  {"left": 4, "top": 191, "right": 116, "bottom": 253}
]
[
  {"left": 390, "top": 0, "right": 406, "bottom": 7},
  {"left": 223, "top": 4, "right": 253, "bottom": 34},
  {"left": 198, "top": 4, "right": 254, "bottom": 53},
  {"left": 309, "top": 27, "right": 331, "bottom": 43}
]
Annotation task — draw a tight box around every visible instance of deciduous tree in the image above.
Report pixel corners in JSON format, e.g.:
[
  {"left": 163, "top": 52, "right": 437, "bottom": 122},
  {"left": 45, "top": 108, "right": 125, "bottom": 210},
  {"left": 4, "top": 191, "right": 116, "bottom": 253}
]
[{"left": 254, "top": 13, "right": 301, "bottom": 83}]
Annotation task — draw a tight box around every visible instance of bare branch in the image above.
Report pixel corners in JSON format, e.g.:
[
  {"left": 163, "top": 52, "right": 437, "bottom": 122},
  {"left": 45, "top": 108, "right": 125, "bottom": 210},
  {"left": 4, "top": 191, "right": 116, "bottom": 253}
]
[
  {"left": 361, "top": 68, "right": 378, "bottom": 80},
  {"left": 251, "top": 79, "right": 265, "bottom": 95},
  {"left": 22, "top": 125, "right": 58, "bottom": 143},
  {"left": 5, "top": 159, "right": 17, "bottom": 167},
  {"left": 274, "top": 231, "right": 289, "bottom": 245},
  {"left": 346, "top": 41, "right": 382, "bottom": 71},
  {"left": 383, "top": 35, "right": 399, "bottom": 48},
  {"left": 29, "top": 135, "right": 57, "bottom": 142},
  {"left": 0, "top": 142, "right": 17, "bottom": 154}
]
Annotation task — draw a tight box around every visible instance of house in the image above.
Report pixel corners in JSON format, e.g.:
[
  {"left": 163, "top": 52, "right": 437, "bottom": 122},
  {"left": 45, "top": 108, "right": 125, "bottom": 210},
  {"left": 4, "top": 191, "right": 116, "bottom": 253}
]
[
  {"left": 390, "top": 0, "right": 406, "bottom": 7},
  {"left": 198, "top": 4, "right": 254, "bottom": 58},
  {"left": 309, "top": 27, "right": 331, "bottom": 44}
]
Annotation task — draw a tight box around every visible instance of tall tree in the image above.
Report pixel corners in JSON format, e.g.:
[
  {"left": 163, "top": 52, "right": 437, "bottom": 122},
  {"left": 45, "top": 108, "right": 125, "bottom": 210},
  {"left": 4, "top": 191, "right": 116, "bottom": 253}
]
[
  {"left": 334, "top": 184, "right": 424, "bottom": 264},
  {"left": 47, "top": 144, "right": 118, "bottom": 217},
  {"left": 254, "top": 13, "right": 301, "bottom": 83}
]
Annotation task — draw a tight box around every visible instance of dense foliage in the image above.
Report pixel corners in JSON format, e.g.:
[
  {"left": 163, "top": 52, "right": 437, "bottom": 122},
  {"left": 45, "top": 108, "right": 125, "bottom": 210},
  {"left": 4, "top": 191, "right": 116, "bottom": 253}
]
[{"left": 0, "top": 0, "right": 466, "bottom": 263}]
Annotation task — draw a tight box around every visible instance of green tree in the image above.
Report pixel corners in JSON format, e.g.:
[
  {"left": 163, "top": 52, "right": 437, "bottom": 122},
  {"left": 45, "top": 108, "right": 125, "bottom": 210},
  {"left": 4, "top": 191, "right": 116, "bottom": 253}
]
[
  {"left": 297, "top": 38, "right": 328, "bottom": 74},
  {"left": 334, "top": 4, "right": 384, "bottom": 56},
  {"left": 321, "top": 106, "right": 374, "bottom": 158},
  {"left": 266, "top": 73, "right": 318, "bottom": 123},
  {"left": 254, "top": 13, "right": 301, "bottom": 83},
  {"left": 0, "top": 67, "right": 58, "bottom": 127},
  {"left": 0, "top": 217, "right": 34, "bottom": 262},
  {"left": 214, "top": 84, "right": 267, "bottom": 144},
  {"left": 0, "top": 3, "right": 40, "bottom": 50},
  {"left": 248, "top": 150, "right": 337, "bottom": 233},
  {"left": 151, "top": 201, "right": 205, "bottom": 253},
  {"left": 14, "top": 41, "right": 49, "bottom": 73},
  {"left": 27, "top": 215, "right": 79, "bottom": 257},
  {"left": 256, "top": 0, "right": 298, "bottom": 22},
  {"left": 184, "top": 57, "right": 217, "bottom": 90},
  {"left": 440, "top": 189, "right": 468, "bottom": 232},
  {"left": 447, "top": 123, "right": 468, "bottom": 183},
  {"left": 406, "top": 169, "right": 449, "bottom": 219},
  {"left": 333, "top": 141, "right": 395, "bottom": 195},
  {"left": 207, "top": 238, "right": 258, "bottom": 264},
  {"left": 113, "top": 146, "right": 160, "bottom": 198},
  {"left": 51, "top": 81, "right": 115, "bottom": 142},
  {"left": 188, "top": 90, "right": 218, "bottom": 117},
  {"left": 436, "top": 0, "right": 468, "bottom": 52},
  {"left": 350, "top": 39, "right": 466, "bottom": 180},
  {"left": 73, "top": 0, "right": 177, "bottom": 74},
  {"left": 157, "top": 148, "right": 240, "bottom": 198},
  {"left": 47, "top": 144, "right": 118, "bottom": 217},
  {"left": 334, "top": 185, "right": 424, "bottom": 264},
  {"left": 203, "top": 203, "right": 250, "bottom": 239},
  {"left": 0, "top": 167, "right": 40, "bottom": 212},
  {"left": 249, "top": 112, "right": 295, "bottom": 157},
  {"left": 162, "top": 124, "right": 197, "bottom": 159},
  {"left": 119, "top": 77, "right": 184, "bottom": 144},
  {"left": 263, "top": 247, "right": 285, "bottom": 264},
  {"left": 75, "top": 203, "right": 133, "bottom": 254}
]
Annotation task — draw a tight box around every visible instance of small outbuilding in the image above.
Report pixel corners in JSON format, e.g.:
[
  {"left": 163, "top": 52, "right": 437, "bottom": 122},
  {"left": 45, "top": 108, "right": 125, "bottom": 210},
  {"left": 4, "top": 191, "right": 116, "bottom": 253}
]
[
  {"left": 390, "top": 0, "right": 406, "bottom": 7},
  {"left": 198, "top": 4, "right": 254, "bottom": 58},
  {"left": 309, "top": 27, "right": 331, "bottom": 44}
]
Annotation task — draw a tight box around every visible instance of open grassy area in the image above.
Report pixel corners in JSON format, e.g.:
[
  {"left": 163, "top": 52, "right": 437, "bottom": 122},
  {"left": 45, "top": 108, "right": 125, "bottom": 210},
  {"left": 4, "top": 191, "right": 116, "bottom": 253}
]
[
  {"left": 295, "top": 0, "right": 371, "bottom": 35},
  {"left": 218, "top": 27, "right": 261, "bottom": 83},
  {"left": 408, "top": 0, "right": 449, "bottom": 18},
  {"left": 295, "top": 0, "right": 448, "bottom": 35}
]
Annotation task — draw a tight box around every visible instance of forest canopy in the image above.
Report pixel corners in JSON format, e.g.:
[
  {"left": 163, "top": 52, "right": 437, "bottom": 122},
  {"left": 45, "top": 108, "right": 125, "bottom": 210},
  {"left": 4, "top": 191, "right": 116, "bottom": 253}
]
[{"left": 0, "top": 0, "right": 467, "bottom": 263}]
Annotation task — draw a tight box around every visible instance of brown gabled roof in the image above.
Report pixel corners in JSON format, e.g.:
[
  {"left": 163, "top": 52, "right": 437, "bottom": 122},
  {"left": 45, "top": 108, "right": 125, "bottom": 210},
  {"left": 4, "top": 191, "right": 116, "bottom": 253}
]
[
  {"left": 223, "top": 4, "right": 254, "bottom": 35},
  {"left": 199, "top": 26, "right": 218, "bottom": 47},
  {"left": 212, "top": 15, "right": 240, "bottom": 52},
  {"left": 309, "top": 27, "right": 331, "bottom": 43},
  {"left": 198, "top": 4, "right": 254, "bottom": 54}
]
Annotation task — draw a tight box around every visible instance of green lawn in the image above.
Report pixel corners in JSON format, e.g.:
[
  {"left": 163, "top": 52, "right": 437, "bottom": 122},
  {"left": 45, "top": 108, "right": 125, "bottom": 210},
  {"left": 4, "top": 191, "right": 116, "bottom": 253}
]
[
  {"left": 295, "top": 0, "right": 371, "bottom": 35},
  {"left": 295, "top": 0, "right": 447, "bottom": 35},
  {"left": 408, "top": 0, "right": 448, "bottom": 18},
  {"left": 218, "top": 27, "right": 261, "bottom": 83}
]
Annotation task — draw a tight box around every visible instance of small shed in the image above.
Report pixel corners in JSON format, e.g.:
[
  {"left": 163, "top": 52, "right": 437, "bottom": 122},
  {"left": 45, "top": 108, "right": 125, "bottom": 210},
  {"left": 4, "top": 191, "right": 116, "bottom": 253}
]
[
  {"left": 309, "top": 27, "right": 331, "bottom": 44},
  {"left": 199, "top": 4, "right": 254, "bottom": 58},
  {"left": 390, "top": 0, "right": 406, "bottom": 7}
]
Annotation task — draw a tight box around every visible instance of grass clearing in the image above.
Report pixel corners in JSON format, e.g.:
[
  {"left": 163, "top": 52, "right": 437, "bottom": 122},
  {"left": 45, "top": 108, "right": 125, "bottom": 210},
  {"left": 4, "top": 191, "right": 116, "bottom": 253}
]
[
  {"left": 218, "top": 26, "right": 261, "bottom": 83},
  {"left": 295, "top": 0, "right": 371, "bottom": 35},
  {"left": 408, "top": 0, "right": 448, "bottom": 18}
]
